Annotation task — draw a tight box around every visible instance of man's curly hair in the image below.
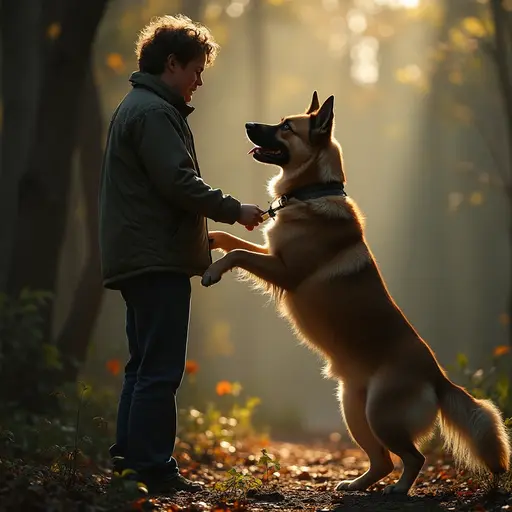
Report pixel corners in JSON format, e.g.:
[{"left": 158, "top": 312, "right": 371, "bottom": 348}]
[{"left": 135, "top": 14, "right": 220, "bottom": 74}]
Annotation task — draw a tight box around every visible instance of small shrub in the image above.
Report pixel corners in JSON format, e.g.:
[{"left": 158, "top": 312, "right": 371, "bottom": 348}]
[
  {"left": 0, "top": 289, "right": 60, "bottom": 412},
  {"left": 450, "top": 347, "right": 512, "bottom": 419}
]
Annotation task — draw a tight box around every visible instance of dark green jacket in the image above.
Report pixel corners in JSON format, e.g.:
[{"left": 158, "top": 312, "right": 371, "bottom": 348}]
[{"left": 99, "top": 72, "right": 241, "bottom": 289}]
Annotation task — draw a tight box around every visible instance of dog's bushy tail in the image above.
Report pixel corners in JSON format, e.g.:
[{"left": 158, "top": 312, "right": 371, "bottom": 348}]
[{"left": 438, "top": 378, "right": 510, "bottom": 475}]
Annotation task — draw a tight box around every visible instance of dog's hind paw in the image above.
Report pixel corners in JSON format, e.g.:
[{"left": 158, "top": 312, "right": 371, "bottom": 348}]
[
  {"left": 382, "top": 483, "right": 409, "bottom": 495},
  {"left": 335, "top": 480, "right": 367, "bottom": 492}
]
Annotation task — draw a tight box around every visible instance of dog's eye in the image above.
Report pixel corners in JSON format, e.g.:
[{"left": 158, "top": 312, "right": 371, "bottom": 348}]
[{"left": 281, "top": 122, "right": 291, "bottom": 131}]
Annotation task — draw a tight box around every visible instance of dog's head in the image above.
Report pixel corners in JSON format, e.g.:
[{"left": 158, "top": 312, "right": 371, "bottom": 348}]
[{"left": 245, "top": 92, "right": 343, "bottom": 193}]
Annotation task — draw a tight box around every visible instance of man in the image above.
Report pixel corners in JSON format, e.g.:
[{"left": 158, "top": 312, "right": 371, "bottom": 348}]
[{"left": 98, "top": 14, "right": 262, "bottom": 493}]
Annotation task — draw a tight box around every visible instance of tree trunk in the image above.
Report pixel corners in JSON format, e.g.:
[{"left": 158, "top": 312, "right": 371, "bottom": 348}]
[
  {"left": 489, "top": 0, "right": 512, "bottom": 348},
  {"left": 56, "top": 63, "right": 104, "bottom": 383},
  {"left": 0, "top": 0, "right": 42, "bottom": 290},
  {"left": 248, "top": 0, "right": 264, "bottom": 120},
  {"left": 248, "top": 0, "right": 264, "bottom": 197},
  {"left": 7, "top": 0, "right": 109, "bottom": 345}
]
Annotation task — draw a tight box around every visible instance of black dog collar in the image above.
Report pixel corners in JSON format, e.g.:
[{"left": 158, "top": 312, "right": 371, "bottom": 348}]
[{"left": 262, "top": 182, "right": 347, "bottom": 221}]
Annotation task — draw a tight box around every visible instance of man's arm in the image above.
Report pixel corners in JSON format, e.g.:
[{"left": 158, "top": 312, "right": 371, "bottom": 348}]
[{"left": 134, "top": 107, "right": 241, "bottom": 224}]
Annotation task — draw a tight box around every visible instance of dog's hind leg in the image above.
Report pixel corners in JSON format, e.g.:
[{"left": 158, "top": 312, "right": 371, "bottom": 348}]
[
  {"left": 366, "top": 376, "right": 438, "bottom": 495},
  {"left": 336, "top": 383, "right": 394, "bottom": 491}
]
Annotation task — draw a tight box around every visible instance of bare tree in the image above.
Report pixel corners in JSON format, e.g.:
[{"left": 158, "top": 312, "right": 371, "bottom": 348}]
[
  {"left": 489, "top": 0, "right": 512, "bottom": 346},
  {"left": 0, "top": 0, "right": 42, "bottom": 289},
  {"left": 6, "top": 0, "right": 109, "bottom": 346},
  {"left": 56, "top": 63, "right": 104, "bottom": 383}
]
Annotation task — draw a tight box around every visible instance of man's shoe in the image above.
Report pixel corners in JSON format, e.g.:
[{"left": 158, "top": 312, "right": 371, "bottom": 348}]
[
  {"left": 111, "top": 455, "right": 127, "bottom": 474},
  {"left": 144, "top": 472, "right": 203, "bottom": 494},
  {"left": 111, "top": 460, "right": 203, "bottom": 494}
]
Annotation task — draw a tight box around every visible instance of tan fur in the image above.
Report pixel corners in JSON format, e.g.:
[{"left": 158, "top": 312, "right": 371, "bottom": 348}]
[
  {"left": 438, "top": 381, "right": 511, "bottom": 474},
  {"left": 203, "top": 92, "right": 511, "bottom": 495}
]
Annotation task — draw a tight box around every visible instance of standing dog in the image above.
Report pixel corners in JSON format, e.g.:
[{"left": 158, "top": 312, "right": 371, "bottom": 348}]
[{"left": 201, "top": 92, "right": 510, "bottom": 494}]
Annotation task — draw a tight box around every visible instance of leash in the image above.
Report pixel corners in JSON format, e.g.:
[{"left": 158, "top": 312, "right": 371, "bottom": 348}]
[
  {"left": 261, "top": 194, "right": 289, "bottom": 221},
  {"left": 245, "top": 182, "right": 347, "bottom": 230}
]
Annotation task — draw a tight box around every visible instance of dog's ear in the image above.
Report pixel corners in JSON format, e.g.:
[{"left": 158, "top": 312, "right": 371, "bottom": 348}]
[
  {"left": 305, "top": 91, "right": 320, "bottom": 114},
  {"left": 311, "top": 95, "right": 334, "bottom": 141}
]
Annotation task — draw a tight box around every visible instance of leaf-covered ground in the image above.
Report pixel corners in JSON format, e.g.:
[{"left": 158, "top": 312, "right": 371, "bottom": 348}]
[{"left": 2, "top": 439, "right": 512, "bottom": 512}]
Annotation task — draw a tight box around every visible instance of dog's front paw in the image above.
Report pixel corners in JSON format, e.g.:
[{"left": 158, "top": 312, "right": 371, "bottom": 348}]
[
  {"left": 201, "top": 270, "right": 220, "bottom": 287},
  {"left": 201, "top": 264, "right": 225, "bottom": 287}
]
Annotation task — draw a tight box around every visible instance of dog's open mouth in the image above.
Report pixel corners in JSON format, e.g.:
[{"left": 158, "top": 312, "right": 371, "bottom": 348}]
[
  {"left": 247, "top": 144, "right": 289, "bottom": 165},
  {"left": 248, "top": 146, "right": 283, "bottom": 157},
  {"left": 245, "top": 122, "right": 290, "bottom": 165},
  {"left": 248, "top": 145, "right": 288, "bottom": 165}
]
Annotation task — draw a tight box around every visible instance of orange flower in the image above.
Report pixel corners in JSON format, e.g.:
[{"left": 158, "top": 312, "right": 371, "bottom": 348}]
[
  {"left": 106, "top": 359, "right": 121, "bottom": 376},
  {"left": 185, "top": 360, "right": 199, "bottom": 375},
  {"left": 493, "top": 345, "right": 510, "bottom": 357},
  {"left": 216, "top": 380, "right": 233, "bottom": 396}
]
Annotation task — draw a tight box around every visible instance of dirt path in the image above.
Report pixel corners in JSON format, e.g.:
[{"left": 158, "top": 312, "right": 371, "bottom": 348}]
[
  {"left": 148, "top": 442, "right": 511, "bottom": 512},
  {"left": 2, "top": 441, "right": 511, "bottom": 511}
]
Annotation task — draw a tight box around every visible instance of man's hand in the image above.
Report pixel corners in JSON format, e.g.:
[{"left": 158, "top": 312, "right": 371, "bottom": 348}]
[{"left": 238, "top": 204, "right": 263, "bottom": 230}]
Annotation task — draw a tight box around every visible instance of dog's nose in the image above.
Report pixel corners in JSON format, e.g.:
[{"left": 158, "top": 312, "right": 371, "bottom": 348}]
[{"left": 245, "top": 122, "right": 256, "bottom": 132}]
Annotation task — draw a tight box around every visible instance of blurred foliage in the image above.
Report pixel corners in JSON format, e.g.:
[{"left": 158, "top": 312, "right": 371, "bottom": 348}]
[
  {"left": 0, "top": 382, "right": 116, "bottom": 469},
  {"left": 0, "top": 291, "right": 266, "bottom": 504},
  {"left": 0, "top": 289, "right": 62, "bottom": 412},
  {"left": 0, "top": 295, "right": 268, "bottom": 469},
  {"left": 176, "top": 370, "right": 268, "bottom": 467},
  {"left": 450, "top": 346, "right": 512, "bottom": 420}
]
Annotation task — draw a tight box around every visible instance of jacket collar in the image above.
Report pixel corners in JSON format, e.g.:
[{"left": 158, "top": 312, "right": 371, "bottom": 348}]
[{"left": 129, "top": 71, "right": 195, "bottom": 118}]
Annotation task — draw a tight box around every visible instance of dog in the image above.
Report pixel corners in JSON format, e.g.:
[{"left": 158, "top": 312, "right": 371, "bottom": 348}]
[{"left": 201, "top": 92, "right": 511, "bottom": 494}]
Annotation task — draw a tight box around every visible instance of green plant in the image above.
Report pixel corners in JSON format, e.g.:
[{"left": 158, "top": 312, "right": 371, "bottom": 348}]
[
  {"left": 450, "top": 348, "right": 512, "bottom": 419},
  {"left": 214, "top": 467, "right": 262, "bottom": 501},
  {"left": 257, "top": 448, "right": 281, "bottom": 486},
  {"left": 0, "top": 289, "right": 61, "bottom": 412},
  {"left": 54, "top": 382, "right": 89, "bottom": 487},
  {"left": 0, "top": 380, "right": 117, "bottom": 475},
  {"left": 176, "top": 386, "right": 266, "bottom": 464}
]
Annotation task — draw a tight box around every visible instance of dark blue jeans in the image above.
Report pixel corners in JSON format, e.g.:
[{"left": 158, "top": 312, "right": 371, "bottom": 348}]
[{"left": 109, "top": 272, "right": 191, "bottom": 475}]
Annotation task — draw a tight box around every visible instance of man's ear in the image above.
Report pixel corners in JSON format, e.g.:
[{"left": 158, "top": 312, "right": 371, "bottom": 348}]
[
  {"left": 305, "top": 91, "right": 320, "bottom": 114},
  {"left": 311, "top": 95, "right": 335, "bottom": 140},
  {"left": 167, "top": 54, "right": 178, "bottom": 72}
]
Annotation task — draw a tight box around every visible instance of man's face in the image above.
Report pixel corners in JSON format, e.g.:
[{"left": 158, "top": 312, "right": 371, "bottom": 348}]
[{"left": 167, "top": 53, "right": 206, "bottom": 103}]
